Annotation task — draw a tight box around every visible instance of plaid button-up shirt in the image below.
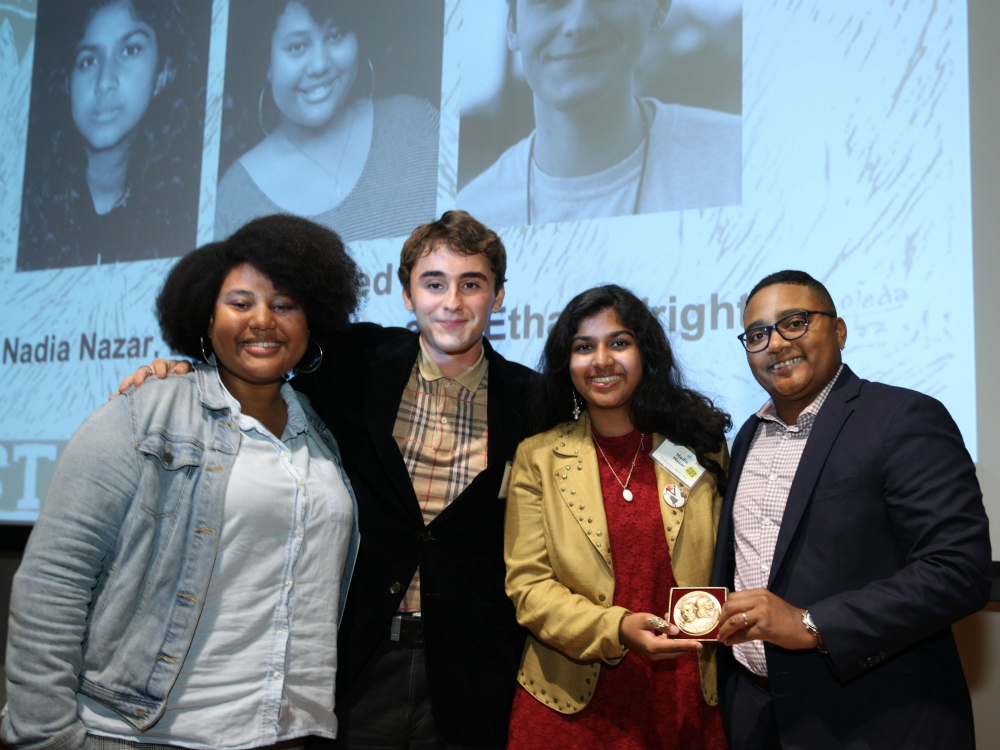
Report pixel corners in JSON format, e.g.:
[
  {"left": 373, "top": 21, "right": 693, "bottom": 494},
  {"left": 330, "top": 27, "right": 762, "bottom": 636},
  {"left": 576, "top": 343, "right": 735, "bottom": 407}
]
[
  {"left": 733, "top": 365, "right": 843, "bottom": 676},
  {"left": 392, "top": 338, "right": 490, "bottom": 612}
]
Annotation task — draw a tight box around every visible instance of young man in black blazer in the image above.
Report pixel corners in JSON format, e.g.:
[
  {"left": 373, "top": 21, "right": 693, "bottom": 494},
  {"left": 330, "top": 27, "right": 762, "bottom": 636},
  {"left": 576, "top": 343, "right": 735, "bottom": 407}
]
[
  {"left": 711, "top": 270, "right": 991, "bottom": 749},
  {"left": 296, "top": 212, "right": 532, "bottom": 748}
]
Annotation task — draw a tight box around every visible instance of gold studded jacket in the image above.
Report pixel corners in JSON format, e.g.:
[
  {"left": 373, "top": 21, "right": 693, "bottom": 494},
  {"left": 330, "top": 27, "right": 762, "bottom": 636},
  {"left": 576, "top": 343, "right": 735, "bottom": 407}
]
[{"left": 503, "top": 413, "right": 727, "bottom": 714}]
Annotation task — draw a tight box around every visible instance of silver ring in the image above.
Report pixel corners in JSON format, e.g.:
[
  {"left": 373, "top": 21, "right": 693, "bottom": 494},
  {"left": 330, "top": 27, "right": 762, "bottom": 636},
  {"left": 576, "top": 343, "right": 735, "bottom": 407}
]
[
  {"left": 742, "top": 612, "right": 749, "bottom": 626},
  {"left": 145, "top": 365, "right": 156, "bottom": 377}
]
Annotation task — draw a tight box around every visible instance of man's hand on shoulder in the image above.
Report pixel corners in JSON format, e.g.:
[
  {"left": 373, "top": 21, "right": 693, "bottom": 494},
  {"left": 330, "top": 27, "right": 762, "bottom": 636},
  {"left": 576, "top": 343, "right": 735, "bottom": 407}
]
[
  {"left": 719, "top": 589, "right": 822, "bottom": 651},
  {"left": 111, "top": 359, "right": 192, "bottom": 399}
]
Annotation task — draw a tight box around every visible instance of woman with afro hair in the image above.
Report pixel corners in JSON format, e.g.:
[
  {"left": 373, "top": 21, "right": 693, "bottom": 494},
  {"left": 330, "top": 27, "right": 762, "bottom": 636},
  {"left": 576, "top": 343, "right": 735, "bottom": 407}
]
[{"left": 3, "top": 215, "right": 366, "bottom": 749}]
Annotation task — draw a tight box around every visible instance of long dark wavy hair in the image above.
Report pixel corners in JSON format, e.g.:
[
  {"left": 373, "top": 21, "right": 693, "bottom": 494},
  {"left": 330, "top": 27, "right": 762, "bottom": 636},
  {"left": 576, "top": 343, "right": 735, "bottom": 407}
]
[
  {"left": 533, "top": 285, "right": 732, "bottom": 492},
  {"left": 16, "top": 0, "right": 211, "bottom": 270}
]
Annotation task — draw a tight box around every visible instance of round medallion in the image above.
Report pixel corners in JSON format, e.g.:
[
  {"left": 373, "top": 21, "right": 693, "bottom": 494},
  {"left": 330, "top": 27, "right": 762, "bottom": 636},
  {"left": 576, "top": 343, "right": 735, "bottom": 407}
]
[
  {"left": 622, "top": 488, "right": 634, "bottom": 502},
  {"left": 673, "top": 590, "right": 722, "bottom": 636}
]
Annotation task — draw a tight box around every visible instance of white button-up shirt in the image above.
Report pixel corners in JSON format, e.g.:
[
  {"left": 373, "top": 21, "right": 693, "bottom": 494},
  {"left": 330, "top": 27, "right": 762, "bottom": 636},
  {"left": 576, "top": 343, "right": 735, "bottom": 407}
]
[
  {"left": 732, "top": 365, "right": 843, "bottom": 676},
  {"left": 80, "top": 381, "right": 354, "bottom": 748}
]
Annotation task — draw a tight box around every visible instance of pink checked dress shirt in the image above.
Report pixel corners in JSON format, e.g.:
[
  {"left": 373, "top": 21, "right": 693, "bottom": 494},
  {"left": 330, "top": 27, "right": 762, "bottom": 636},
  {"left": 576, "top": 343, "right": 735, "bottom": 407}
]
[{"left": 733, "top": 365, "right": 843, "bottom": 676}]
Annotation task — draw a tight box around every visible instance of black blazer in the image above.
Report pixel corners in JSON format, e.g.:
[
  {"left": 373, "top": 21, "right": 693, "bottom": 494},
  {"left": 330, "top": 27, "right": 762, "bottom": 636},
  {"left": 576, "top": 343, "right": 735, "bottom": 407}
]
[
  {"left": 711, "top": 366, "right": 991, "bottom": 749},
  {"left": 296, "top": 324, "right": 533, "bottom": 744}
]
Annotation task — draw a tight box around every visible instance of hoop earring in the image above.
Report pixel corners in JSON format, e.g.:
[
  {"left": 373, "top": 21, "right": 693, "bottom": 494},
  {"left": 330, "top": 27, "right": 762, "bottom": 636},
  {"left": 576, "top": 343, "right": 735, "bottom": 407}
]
[
  {"left": 365, "top": 58, "right": 376, "bottom": 102},
  {"left": 572, "top": 391, "right": 581, "bottom": 422},
  {"left": 200, "top": 336, "right": 217, "bottom": 366},
  {"left": 296, "top": 340, "right": 324, "bottom": 374},
  {"left": 258, "top": 84, "right": 272, "bottom": 137}
]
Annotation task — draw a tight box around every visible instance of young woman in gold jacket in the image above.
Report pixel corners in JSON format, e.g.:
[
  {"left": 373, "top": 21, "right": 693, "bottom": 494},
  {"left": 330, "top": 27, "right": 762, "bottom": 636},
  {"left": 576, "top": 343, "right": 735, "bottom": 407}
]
[{"left": 504, "top": 285, "right": 731, "bottom": 749}]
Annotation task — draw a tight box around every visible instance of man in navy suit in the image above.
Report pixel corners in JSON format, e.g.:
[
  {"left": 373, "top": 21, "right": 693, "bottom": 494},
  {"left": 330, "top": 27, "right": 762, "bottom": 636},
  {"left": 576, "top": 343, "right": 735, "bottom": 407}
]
[{"left": 711, "top": 270, "right": 991, "bottom": 749}]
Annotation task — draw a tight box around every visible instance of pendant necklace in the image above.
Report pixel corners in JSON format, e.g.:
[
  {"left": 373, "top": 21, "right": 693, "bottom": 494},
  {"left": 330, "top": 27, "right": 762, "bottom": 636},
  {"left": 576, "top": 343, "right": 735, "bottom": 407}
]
[
  {"left": 525, "top": 97, "right": 651, "bottom": 226},
  {"left": 280, "top": 102, "right": 358, "bottom": 199},
  {"left": 593, "top": 432, "right": 644, "bottom": 502}
]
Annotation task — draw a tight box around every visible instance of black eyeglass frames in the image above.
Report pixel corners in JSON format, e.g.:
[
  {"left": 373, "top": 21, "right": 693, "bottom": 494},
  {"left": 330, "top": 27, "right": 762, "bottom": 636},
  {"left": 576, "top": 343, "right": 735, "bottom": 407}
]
[{"left": 737, "top": 310, "right": 836, "bottom": 353}]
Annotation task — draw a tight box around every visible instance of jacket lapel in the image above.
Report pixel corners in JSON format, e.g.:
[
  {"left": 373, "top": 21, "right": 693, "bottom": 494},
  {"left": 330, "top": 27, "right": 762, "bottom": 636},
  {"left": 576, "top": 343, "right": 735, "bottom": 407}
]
[
  {"left": 364, "top": 333, "right": 424, "bottom": 525},
  {"left": 767, "top": 367, "right": 860, "bottom": 585},
  {"left": 556, "top": 413, "right": 613, "bottom": 569},
  {"left": 711, "top": 415, "right": 759, "bottom": 587},
  {"left": 484, "top": 340, "right": 523, "bottom": 469},
  {"left": 651, "top": 435, "right": 687, "bottom": 559}
]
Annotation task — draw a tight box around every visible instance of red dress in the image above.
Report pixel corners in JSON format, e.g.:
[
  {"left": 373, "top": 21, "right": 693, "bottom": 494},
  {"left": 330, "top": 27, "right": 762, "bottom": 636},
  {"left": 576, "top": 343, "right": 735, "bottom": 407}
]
[{"left": 507, "top": 430, "right": 727, "bottom": 750}]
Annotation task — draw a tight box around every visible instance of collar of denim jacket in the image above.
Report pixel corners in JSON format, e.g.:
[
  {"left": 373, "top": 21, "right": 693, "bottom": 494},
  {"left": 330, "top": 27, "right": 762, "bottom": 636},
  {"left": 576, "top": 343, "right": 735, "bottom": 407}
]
[{"left": 195, "top": 362, "right": 235, "bottom": 413}]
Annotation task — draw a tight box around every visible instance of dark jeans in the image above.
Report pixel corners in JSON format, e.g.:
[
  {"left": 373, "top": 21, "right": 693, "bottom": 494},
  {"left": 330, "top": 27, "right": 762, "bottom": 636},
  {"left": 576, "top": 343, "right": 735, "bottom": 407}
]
[{"left": 310, "top": 638, "right": 504, "bottom": 750}]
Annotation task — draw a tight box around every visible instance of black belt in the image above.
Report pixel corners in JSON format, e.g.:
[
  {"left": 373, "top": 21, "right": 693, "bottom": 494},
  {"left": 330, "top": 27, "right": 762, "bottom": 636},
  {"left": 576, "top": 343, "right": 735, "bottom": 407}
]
[
  {"left": 389, "top": 613, "right": 423, "bottom": 643},
  {"left": 739, "top": 662, "right": 771, "bottom": 692}
]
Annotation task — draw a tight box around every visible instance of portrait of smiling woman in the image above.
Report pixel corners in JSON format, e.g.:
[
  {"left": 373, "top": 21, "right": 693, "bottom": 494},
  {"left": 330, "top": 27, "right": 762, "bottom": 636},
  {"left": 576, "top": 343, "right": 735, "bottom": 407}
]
[
  {"left": 16, "top": 0, "right": 211, "bottom": 271},
  {"left": 216, "top": 0, "right": 444, "bottom": 243}
]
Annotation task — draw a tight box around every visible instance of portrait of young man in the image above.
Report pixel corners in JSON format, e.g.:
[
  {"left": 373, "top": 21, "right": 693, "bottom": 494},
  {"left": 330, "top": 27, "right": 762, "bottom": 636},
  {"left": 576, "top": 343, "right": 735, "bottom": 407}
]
[
  {"left": 711, "top": 270, "right": 991, "bottom": 749},
  {"left": 457, "top": 0, "right": 742, "bottom": 228}
]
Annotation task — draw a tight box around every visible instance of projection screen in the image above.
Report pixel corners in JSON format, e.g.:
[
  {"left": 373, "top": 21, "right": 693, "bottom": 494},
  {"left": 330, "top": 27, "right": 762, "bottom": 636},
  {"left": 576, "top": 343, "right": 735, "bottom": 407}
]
[{"left": 0, "top": 0, "right": 976, "bottom": 523}]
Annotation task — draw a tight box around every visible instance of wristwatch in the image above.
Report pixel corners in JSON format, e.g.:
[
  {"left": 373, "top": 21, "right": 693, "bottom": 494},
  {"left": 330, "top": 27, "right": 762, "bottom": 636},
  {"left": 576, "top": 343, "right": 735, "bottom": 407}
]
[{"left": 802, "top": 610, "right": 828, "bottom": 654}]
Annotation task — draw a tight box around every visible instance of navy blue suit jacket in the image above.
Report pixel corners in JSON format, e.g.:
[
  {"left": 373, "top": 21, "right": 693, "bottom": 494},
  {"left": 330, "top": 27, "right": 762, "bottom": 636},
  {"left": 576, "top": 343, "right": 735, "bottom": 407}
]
[{"left": 711, "top": 366, "right": 991, "bottom": 749}]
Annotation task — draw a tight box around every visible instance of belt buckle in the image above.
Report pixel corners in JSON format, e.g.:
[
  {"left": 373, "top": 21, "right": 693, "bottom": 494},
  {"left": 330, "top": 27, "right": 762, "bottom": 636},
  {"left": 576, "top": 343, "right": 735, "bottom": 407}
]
[
  {"left": 390, "top": 612, "right": 422, "bottom": 642},
  {"left": 390, "top": 614, "right": 403, "bottom": 642}
]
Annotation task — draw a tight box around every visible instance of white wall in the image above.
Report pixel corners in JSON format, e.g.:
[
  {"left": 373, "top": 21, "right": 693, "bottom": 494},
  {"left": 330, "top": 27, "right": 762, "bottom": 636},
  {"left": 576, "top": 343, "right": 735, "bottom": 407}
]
[
  {"left": 971, "top": 0, "right": 1000, "bottom": 554},
  {"left": 954, "top": 2, "right": 1000, "bottom": 747}
]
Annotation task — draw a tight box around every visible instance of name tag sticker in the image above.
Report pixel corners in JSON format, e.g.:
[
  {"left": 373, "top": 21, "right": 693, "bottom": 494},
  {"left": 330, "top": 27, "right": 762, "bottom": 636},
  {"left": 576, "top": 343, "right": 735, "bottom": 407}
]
[
  {"left": 651, "top": 440, "right": 706, "bottom": 490},
  {"left": 498, "top": 461, "right": 512, "bottom": 500}
]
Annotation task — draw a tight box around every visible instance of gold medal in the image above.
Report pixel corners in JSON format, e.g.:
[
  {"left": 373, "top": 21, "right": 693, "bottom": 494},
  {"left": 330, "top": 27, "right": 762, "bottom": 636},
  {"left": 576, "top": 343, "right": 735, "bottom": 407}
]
[{"left": 672, "top": 590, "right": 724, "bottom": 637}]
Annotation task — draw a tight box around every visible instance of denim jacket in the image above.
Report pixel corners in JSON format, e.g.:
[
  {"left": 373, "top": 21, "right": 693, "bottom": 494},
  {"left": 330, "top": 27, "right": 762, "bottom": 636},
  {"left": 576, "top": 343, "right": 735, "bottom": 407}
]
[{"left": 1, "top": 366, "right": 360, "bottom": 750}]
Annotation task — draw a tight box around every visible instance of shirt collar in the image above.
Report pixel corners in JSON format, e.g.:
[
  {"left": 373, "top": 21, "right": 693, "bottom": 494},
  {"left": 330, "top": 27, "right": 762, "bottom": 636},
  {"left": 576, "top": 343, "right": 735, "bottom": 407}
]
[
  {"left": 216, "top": 370, "right": 309, "bottom": 440},
  {"left": 757, "top": 363, "right": 845, "bottom": 428},
  {"left": 417, "top": 335, "right": 488, "bottom": 392}
]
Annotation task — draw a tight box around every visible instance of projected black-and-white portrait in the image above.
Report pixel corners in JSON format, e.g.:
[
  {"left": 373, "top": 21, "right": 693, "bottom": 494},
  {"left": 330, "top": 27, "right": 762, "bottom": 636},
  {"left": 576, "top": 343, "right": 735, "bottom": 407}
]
[
  {"left": 216, "top": 0, "right": 444, "bottom": 243},
  {"left": 16, "top": 0, "right": 210, "bottom": 271},
  {"left": 456, "top": 0, "right": 742, "bottom": 228}
]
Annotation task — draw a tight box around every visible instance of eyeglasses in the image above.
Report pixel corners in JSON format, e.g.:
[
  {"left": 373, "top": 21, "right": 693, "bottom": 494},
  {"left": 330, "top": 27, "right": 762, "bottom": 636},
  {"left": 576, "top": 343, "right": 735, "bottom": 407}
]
[{"left": 737, "top": 310, "right": 835, "bottom": 353}]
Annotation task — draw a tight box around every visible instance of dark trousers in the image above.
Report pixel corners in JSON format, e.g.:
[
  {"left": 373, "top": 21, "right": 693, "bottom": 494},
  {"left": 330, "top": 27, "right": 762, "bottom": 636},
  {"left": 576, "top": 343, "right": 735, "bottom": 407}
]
[
  {"left": 725, "top": 667, "right": 782, "bottom": 750},
  {"left": 310, "top": 637, "right": 504, "bottom": 750}
]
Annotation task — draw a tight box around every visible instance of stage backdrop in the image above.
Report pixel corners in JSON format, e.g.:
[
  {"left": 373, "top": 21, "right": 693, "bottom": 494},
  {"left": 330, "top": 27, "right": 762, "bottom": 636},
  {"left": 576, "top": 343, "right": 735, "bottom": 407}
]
[{"left": 0, "top": 0, "right": 975, "bottom": 523}]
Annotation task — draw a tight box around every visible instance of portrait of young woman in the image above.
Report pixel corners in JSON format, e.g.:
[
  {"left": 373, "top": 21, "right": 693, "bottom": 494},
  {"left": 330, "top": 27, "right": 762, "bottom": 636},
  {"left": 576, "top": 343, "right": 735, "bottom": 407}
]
[
  {"left": 16, "top": 0, "right": 211, "bottom": 271},
  {"left": 215, "top": 0, "right": 444, "bottom": 243}
]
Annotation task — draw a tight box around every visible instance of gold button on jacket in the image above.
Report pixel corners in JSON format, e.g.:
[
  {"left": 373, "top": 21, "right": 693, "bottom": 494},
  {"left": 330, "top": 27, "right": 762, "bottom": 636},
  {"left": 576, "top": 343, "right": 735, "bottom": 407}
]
[{"left": 504, "top": 413, "right": 727, "bottom": 713}]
